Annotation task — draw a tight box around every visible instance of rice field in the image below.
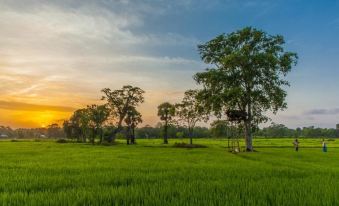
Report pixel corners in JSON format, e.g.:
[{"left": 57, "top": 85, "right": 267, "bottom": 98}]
[{"left": 0, "top": 138, "right": 338, "bottom": 206}]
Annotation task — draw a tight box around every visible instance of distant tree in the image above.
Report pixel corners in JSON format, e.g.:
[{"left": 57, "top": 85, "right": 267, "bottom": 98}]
[
  {"left": 295, "top": 127, "right": 302, "bottom": 138},
  {"left": 0, "top": 126, "right": 14, "bottom": 138},
  {"left": 175, "top": 90, "right": 208, "bottom": 145},
  {"left": 47, "top": 123, "right": 63, "bottom": 138},
  {"left": 195, "top": 27, "right": 298, "bottom": 151},
  {"left": 259, "top": 123, "right": 291, "bottom": 137},
  {"left": 87, "top": 104, "right": 110, "bottom": 144},
  {"left": 136, "top": 125, "right": 161, "bottom": 139},
  {"left": 124, "top": 106, "right": 142, "bottom": 144},
  {"left": 63, "top": 120, "right": 73, "bottom": 139},
  {"left": 70, "top": 108, "right": 90, "bottom": 142},
  {"left": 157, "top": 102, "right": 175, "bottom": 144},
  {"left": 192, "top": 126, "right": 211, "bottom": 138},
  {"left": 210, "top": 120, "right": 230, "bottom": 138},
  {"left": 102, "top": 85, "right": 145, "bottom": 142},
  {"left": 176, "top": 131, "right": 184, "bottom": 140}
]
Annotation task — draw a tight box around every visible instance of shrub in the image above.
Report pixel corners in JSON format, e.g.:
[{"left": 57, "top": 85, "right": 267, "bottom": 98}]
[{"left": 56, "top": 139, "right": 67, "bottom": 143}]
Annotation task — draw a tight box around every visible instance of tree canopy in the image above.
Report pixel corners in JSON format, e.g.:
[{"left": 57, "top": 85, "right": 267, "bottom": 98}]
[
  {"left": 101, "top": 85, "right": 145, "bottom": 142},
  {"left": 194, "top": 27, "right": 298, "bottom": 151},
  {"left": 87, "top": 104, "right": 110, "bottom": 144},
  {"left": 125, "top": 106, "right": 142, "bottom": 144},
  {"left": 175, "top": 90, "right": 208, "bottom": 144},
  {"left": 157, "top": 102, "right": 176, "bottom": 144}
]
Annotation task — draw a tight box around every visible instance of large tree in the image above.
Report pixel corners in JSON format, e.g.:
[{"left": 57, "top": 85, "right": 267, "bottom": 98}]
[
  {"left": 194, "top": 27, "right": 298, "bottom": 151},
  {"left": 175, "top": 90, "right": 208, "bottom": 145},
  {"left": 124, "top": 106, "right": 142, "bottom": 145},
  {"left": 69, "top": 108, "right": 90, "bottom": 142},
  {"left": 157, "top": 102, "right": 175, "bottom": 144},
  {"left": 101, "top": 85, "right": 145, "bottom": 142},
  {"left": 87, "top": 104, "right": 110, "bottom": 144}
]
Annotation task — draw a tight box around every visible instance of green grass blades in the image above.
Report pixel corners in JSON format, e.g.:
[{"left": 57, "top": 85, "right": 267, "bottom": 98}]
[{"left": 0, "top": 138, "right": 338, "bottom": 206}]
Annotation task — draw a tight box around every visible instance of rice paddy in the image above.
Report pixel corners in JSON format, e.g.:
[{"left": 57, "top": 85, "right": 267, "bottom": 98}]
[{"left": 0, "top": 138, "right": 338, "bottom": 205}]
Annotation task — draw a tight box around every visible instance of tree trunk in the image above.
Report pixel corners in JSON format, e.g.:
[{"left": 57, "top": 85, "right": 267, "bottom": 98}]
[
  {"left": 126, "top": 126, "right": 130, "bottom": 145},
  {"left": 244, "top": 102, "right": 253, "bottom": 151},
  {"left": 82, "top": 130, "right": 86, "bottom": 143},
  {"left": 108, "top": 117, "right": 124, "bottom": 142},
  {"left": 91, "top": 128, "right": 95, "bottom": 145},
  {"left": 189, "top": 128, "right": 193, "bottom": 145},
  {"left": 164, "top": 121, "right": 168, "bottom": 144},
  {"left": 244, "top": 120, "right": 253, "bottom": 151},
  {"left": 131, "top": 127, "right": 135, "bottom": 144},
  {"left": 99, "top": 128, "right": 103, "bottom": 144}
]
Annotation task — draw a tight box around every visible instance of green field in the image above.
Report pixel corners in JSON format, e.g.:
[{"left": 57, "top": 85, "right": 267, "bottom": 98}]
[{"left": 1, "top": 138, "right": 338, "bottom": 205}]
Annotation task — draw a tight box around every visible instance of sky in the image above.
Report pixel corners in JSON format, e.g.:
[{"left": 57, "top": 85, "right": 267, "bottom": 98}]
[{"left": 0, "top": 0, "right": 339, "bottom": 129}]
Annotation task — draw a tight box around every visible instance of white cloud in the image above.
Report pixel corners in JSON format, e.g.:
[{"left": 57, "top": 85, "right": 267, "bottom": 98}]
[{"left": 0, "top": 0, "right": 204, "bottom": 126}]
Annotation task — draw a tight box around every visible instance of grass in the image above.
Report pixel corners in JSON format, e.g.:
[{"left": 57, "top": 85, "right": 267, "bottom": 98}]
[{"left": 0, "top": 138, "right": 338, "bottom": 205}]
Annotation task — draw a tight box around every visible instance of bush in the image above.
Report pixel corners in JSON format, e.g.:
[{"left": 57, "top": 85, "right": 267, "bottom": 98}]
[
  {"left": 173, "top": 142, "right": 207, "bottom": 148},
  {"left": 56, "top": 139, "right": 67, "bottom": 143},
  {"left": 115, "top": 132, "right": 126, "bottom": 140}
]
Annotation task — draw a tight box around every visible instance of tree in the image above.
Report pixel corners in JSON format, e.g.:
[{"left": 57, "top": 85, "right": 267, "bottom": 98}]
[
  {"left": 157, "top": 102, "right": 175, "bottom": 144},
  {"left": 87, "top": 104, "right": 110, "bottom": 144},
  {"left": 70, "top": 108, "right": 90, "bottom": 142},
  {"left": 47, "top": 123, "right": 63, "bottom": 138},
  {"left": 101, "top": 85, "right": 145, "bottom": 142},
  {"left": 136, "top": 125, "right": 161, "bottom": 139},
  {"left": 210, "top": 120, "right": 230, "bottom": 138},
  {"left": 175, "top": 90, "right": 208, "bottom": 145},
  {"left": 63, "top": 120, "right": 73, "bottom": 139},
  {"left": 194, "top": 27, "right": 298, "bottom": 151},
  {"left": 124, "top": 106, "right": 142, "bottom": 144}
]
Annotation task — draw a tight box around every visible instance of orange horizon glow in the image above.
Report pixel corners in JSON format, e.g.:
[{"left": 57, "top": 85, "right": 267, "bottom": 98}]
[{"left": 0, "top": 89, "right": 184, "bottom": 129}]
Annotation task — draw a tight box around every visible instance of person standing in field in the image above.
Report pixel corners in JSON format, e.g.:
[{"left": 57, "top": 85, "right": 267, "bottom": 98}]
[
  {"left": 293, "top": 138, "right": 299, "bottom": 152},
  {"left": 322, "top": 139, "right": 327, "bottom": 152}
]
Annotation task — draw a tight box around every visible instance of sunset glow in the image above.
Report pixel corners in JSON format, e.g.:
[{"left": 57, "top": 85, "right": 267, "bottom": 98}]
[{"left": 0, "top": 0, "right": 339, "bottom": 128}]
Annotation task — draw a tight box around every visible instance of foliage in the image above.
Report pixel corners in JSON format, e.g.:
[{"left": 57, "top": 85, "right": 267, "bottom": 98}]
[
  {"left": 176, "top": 131, "right": 184, "bottom": 139},
  {"left": 255, "top": 123, "right": 339, "bottom": 138},
  {"left": 0, "top": 126, "right": 15, "bottom": 138},
  {"left": 69, "top": 108, "right": 91, "bottom": 142},
  {"left": 175, "top": 90, "right": 208, "bottom": 144},
  {"left": 157, "top": 102, "right": 176, "bottom": 144},
  {"left": 195, "top": 27, "right": 298, "bottom": 151},
  {"left": 124, "top": 106, "right": 142, "bottom": 144},
  {"left": 135, "top": 125, "right": 161, "bottom": 139},
  {"left": 56, "top": 138, "right": 68, "bottom": 143},
  {"left": 87, "top": 104, "right": 110, "bottom": 144},
  {"left": 47, "top": 123, "right": 64, "bottom": 138},
  {"left": 102, "top": 85, "right": 145, "bottom": 142},
  {"left": 210, "top": 120, "right": 230, "bottom": 138}
]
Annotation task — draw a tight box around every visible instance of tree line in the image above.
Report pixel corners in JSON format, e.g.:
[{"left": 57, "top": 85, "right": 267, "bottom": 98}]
[{"left": 1, "top": 123, "right": 339, "bottom": 140}]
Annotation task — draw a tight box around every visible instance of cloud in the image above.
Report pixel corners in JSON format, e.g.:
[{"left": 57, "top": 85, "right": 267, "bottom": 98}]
[
  {"left": 304, "top": 108, "right": 339, "bottom": 115},
  {"left": 0, "top": 0, "right": 207, "bottom": 127},
  {"left": 0, "top": 101, "right": 76, "bottom": 112}
]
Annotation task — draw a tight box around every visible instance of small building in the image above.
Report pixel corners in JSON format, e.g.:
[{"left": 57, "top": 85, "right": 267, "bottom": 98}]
[{"left": 0, "top": 134, "right": 9, "bottom": 138}]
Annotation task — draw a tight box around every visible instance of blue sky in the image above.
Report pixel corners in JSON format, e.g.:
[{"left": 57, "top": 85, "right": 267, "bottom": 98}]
[{"left": 0, "top": 0, "right": 338, "bottom": 128}]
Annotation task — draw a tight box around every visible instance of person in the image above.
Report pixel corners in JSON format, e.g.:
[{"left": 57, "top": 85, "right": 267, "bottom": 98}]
[
  {"left": 293, "top": 138, "right": 299, "bottom": 152},
  {"left": 322, "top": 139, "right": 327, "bottom": 152}
]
